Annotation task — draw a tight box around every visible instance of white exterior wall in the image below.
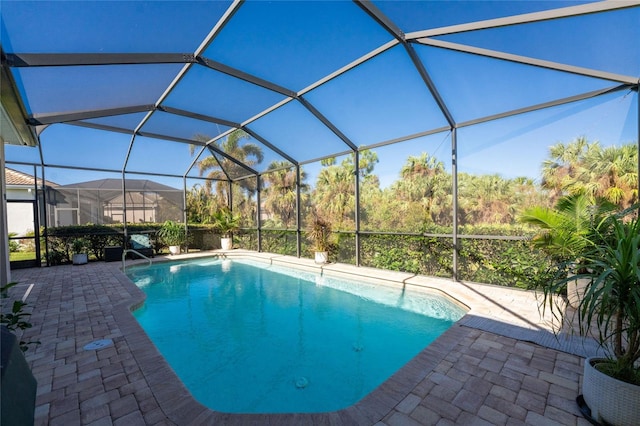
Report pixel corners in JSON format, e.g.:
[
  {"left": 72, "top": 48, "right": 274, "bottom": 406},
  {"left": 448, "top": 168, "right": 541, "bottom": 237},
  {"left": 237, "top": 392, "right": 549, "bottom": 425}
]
[{"left": 6, "top": 186, "right": 35, "bottom": 200}]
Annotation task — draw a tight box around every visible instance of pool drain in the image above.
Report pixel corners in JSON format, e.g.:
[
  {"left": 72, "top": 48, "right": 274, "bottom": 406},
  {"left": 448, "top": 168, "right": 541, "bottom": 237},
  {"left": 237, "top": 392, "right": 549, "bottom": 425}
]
[
  {"left": 352, "top": 342, "right": 364, "bottom": 352},
  {"left": 295, "top": 376, "right": 309, "bottom": 389},
  {"left": 83, "top": 339, "right": 114, "bottom": 351}
]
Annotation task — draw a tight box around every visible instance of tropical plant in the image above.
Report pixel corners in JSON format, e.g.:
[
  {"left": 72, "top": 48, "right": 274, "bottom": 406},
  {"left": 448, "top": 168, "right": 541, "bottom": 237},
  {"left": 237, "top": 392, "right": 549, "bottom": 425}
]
[
  {"left": 306, "top": 215, "right": 332, "bottom": 252},
  {"left": 519, "top": 194, "right": 617, "bottom": 269},
  {"left": 186, "top": 184, "right": 218, "bottom": 224},
  {"left": 211, "top": 207, "right": 241, "bottom": 238},
  {"left": 157, "top": 220, "right": 187, "bottom": 247},
  {"left": 0, "top": 282, "right": 40, "bottom": 352},
  {"left": 71, "top": 238, "right": 88, "bottom": 254},
  {"left": 542, "top": 206, "right": 640, "bottom": 385}
]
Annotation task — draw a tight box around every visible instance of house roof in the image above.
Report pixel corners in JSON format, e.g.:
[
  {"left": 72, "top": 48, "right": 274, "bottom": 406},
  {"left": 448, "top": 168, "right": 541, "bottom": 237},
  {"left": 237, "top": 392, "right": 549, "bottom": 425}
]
[
  {"left": 52, "top": 178, "right": 183, "bottom": 205},
  {"left": 5, "top": 167, "right": 57, "bottom": 187},
  {"left": 57, "top": 178, "right": 179, "bottom": 192}
]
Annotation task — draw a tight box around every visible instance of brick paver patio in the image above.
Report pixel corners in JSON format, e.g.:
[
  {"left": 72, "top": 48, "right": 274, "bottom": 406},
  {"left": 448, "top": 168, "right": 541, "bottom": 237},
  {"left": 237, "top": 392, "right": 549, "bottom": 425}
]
[{"left": 7, "top": 252, "right": 593, "bottom": 425}]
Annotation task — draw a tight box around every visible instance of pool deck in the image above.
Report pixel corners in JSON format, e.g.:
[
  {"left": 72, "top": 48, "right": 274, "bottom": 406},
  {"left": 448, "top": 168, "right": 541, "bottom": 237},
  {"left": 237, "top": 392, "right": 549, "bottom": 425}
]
[{"left": 8, "top": 250, "right": 595, "bottom": 425}]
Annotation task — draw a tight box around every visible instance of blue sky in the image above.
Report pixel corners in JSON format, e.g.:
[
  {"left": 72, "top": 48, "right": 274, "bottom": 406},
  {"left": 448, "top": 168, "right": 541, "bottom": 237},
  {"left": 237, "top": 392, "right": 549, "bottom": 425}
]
[{"left": 2, "top": 1, "right": 638, "bottom": 189}]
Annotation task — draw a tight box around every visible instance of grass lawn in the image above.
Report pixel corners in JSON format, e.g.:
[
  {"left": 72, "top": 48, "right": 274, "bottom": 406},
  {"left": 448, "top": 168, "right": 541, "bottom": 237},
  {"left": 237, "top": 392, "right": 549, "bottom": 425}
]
[{"left": 9, "top": 251, "right": 37, "bottom": 261}]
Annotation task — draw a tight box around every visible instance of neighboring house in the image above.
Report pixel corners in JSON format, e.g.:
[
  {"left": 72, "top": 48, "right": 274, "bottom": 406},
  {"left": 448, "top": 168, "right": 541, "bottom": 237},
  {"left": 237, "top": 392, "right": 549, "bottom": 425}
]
[
  {"left": 5, "top": 170, "right": 184, "bottom": 229},
  {"left": 4, "top": 167, "right": 55, "bottom": 236},
  {"left": 48, "top": 178, "right": 183, "bottom": 226}
]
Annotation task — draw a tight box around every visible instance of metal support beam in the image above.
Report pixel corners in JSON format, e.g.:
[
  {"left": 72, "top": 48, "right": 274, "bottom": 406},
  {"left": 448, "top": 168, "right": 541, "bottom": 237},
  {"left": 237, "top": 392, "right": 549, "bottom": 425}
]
[
  {"left": 158, "top": 106, "right": 241, "bottom": 128},
  {"left": 0, "top": 146, "right": 10, "bottom": 284},
  {"left": 354, "top": 150, "right": 361, "bottom": 267},
  {"left": 40, "top": 163, "right": 50, "bottom": 266},
  {"left": 184, "top": 145, "right": 208, "bottom": 180},
  {"left": 135, "top": 130, "right": 259, "bottom": 177},
  {"left": 68, "top": 120, "right": 139, "bottom": 136},
  {"left": 360, "top": 126, "right": 452, "bottom": 151},
  {"left": 29, "top": 105, "right": 155, "bottom": 126},
  {"left": 183, "top": 177, "right": 189, "bottom": 251},
  {"left": 458, "top": 84, "right": 634, "bottom": 129},
  {"left": 297, "top": 96, "right": 358, "bottom": 151},
  {"left": 406, "top": 1, "right": 640, "bottom": 39},
  {"left": 4, "top": 52, "right": 195, "bottom": 67},
  {"left": 404, "top": 43, "right": 456, "bottom": 128},
  {"left": 256, "top": 175, "right": 262, "bottom": 252},
  {"left": 242, "top": 127, "right": 298, "bottom": 165},
  {"left": 416, "top": 39, "right": 637, "bottom": 85},
  {"left": 451, "top": 128, "right": 458, "bottom": 281},
  {"left": 130, "top": 0, "right": 244, "bottom": 138},
  {"left": 353, "top": 0, "right": 405, "bottom": 42},
  {"left": 197, "top": 57, "right": 296, "bottom": 98},
  {"left": 296, "top": 165, "right": 302, "bottom": 258},
  {"left": 298, "top": 40, "right": 399, "bottom": 96},
  {"left": 121, "top": 133, "right": 138, "bottom": 243}
]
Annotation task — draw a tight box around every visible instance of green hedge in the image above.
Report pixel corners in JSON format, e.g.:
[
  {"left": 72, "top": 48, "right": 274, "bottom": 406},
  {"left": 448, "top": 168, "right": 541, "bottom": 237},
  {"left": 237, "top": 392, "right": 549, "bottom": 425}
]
[
  {"left": 43, "top": 223, "right": 553, "bottom": 289},
  {"left": 45, "top": 224, "right": 165, "bottom": 263}
]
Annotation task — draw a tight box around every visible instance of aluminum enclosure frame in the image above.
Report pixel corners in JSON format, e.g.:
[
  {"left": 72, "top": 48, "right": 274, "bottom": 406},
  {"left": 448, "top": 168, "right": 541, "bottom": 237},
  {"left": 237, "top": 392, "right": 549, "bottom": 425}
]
[{"left": 1, "top": 0, "right": 639, "bottom": 278}]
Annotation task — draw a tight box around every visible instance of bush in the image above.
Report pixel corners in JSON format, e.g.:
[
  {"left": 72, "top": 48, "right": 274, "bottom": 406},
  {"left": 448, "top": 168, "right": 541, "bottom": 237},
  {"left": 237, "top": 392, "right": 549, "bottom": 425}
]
[
  {"left": 8, "top": 233, "right": 20, "bottom": 253},
  {"left": 46, "top": 224, "right": 130, "bottom": 262}
]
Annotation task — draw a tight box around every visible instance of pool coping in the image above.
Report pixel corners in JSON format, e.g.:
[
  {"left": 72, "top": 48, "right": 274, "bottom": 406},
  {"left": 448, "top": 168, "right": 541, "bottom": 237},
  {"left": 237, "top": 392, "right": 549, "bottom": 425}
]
[{"left": 115, "top": 250, "right": 584, "bottom": 424}]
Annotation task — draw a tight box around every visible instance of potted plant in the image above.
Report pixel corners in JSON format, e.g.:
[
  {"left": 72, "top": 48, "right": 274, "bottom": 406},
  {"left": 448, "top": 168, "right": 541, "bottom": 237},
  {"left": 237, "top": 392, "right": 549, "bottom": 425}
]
[
  {"left": 211, "top": 207, "right": 240, "bottom": 250},
  {"left": 306, "top": 215, "right": 332, "bottom": 264},
  {"left": 520, "top": 194, "right": 616, "bottom": 307},
  {"left": 542, "top": 207, "right": 640, "bottom": 425},
  {"left": 1, "top": 282, "right": 38, "bottom": 425},
  {"left": 71, "top": 238, "right": 89, "bottom": 265},
  {"left": 158, "top": 220, "right": 186, "bottom": 255}
]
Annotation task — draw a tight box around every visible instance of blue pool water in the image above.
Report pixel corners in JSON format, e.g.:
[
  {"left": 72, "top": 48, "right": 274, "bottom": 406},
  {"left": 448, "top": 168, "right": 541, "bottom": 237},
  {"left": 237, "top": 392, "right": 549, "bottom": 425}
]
[{"left": 127, "top": 258, "right": 466, "bottom": 413}]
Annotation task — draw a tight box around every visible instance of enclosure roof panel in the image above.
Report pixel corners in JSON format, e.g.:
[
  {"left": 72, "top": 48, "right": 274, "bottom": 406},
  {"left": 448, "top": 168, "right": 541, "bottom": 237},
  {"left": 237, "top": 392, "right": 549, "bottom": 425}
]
[
  {"left": 57, "top": 178, "right": 179, "bottom": 192},
  {"left": 1, "top": 1, "right": 638, "bottom": 178},
  {"left": 433, "top": 7, "right": 640, "bottom": 79},
  {"left": 203, "top": 1, "right": 392, "bottom": 92},
  {"left": 0, "top": 1, "right": 231, "bottom": 53},
  {"left": 371, "top": 0, "right": 595, "bottom": 33}
]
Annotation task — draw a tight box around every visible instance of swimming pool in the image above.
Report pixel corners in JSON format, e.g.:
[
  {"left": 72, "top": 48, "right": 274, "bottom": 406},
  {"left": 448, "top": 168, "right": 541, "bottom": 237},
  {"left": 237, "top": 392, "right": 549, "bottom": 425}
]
[{"left": 127, "top": 257, "right": 466, "bottom": 413}]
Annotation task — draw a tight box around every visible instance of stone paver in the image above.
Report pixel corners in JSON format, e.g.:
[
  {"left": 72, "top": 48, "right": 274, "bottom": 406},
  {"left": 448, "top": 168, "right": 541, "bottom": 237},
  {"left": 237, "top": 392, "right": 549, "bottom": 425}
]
[{"left": 8, "top": 251, "right": 590, "bottom": 425}]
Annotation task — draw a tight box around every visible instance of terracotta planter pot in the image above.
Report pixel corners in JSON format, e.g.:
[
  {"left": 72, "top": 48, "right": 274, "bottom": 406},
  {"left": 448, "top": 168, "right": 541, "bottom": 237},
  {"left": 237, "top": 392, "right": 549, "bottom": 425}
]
[{"left": 583, "top": 357, "right": 640, "bottom": 426}]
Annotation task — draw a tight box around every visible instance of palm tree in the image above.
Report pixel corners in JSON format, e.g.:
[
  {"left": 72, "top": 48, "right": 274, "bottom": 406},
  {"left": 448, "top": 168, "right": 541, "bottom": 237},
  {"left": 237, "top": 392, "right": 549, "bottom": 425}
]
[
  {"left": 585, "top": 144, "right": 638, "bottom": 208},
  {"left": 311, "top": 151, "right": 378, "bottom": 231},
  {"left": 261, "top": 161, "right": 308, "bottom": 228},
  {"left": 392, "top": 153, "right": 451, "bottom": 226},
  {"left": 190, "top": 129, "right": 264, "bottom": 207},
  {"left": 541, "top": 137, "right": 638, "bottom": 208},
  {"left": 541, "top": 137, "right": 590, "bottom": 200},
  {"left": 314, "top": 162, "right": 355, "bottom": 230}
]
